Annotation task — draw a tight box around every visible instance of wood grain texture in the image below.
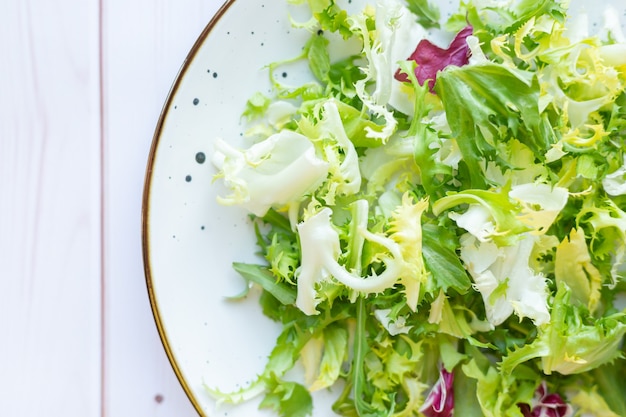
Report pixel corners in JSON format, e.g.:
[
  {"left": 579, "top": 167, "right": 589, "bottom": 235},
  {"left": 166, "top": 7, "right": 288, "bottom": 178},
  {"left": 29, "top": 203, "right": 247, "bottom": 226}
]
[
  {"left": 3, "top": 0, "right": 622, "bottom": 415},
  {"left": 0, "top": 0, "right": 102, "bottom": 415},
  {"left": 1, "top": 0, "right": 225, "bottom": 414}
]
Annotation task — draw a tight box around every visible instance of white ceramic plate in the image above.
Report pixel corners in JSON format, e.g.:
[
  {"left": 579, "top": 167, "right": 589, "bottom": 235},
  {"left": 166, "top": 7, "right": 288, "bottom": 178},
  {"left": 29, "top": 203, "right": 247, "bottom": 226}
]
[{"left": 142, "top": 1, "right": 625, "bottom": 416}]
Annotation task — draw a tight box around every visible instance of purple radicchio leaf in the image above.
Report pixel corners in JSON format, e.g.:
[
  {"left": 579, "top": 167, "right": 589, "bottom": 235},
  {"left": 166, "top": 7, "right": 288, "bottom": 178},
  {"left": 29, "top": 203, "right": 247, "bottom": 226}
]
[
  {"left": 419, "top": 367, "right": 454, "bottom": 417},
  {"left": 394, "top": 25, "right": 473, "bottom": 93},
  {"left": 518, "top": 381, "right": 573, "bottom": 417}
]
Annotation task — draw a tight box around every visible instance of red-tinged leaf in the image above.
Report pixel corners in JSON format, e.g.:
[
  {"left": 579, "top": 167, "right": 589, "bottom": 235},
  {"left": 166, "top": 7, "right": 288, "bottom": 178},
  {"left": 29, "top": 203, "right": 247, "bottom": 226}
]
[
  {"left": 419, "top": 367, "right": 455, "bottom": 417},
  {"left": 395, "top": 25, "right": 473, "bottom": 93},
  {"left": 518, "top": 381, "right": 574, "bottom": 417}
]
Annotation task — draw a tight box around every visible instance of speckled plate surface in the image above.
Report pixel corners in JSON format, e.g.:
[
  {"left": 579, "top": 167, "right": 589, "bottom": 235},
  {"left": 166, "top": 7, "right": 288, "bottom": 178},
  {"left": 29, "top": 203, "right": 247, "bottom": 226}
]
[
  {"left": 142, "top": 1, "right": 625, "bottom": 416},
  {"left": 142, "top": 2, "right": 332, "bottom": 415}
]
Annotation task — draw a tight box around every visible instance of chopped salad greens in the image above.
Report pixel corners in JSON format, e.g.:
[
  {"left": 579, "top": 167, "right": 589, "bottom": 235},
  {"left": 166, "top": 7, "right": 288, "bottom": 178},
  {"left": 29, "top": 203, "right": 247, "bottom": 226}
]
[{"left": 210, "top": 0, "right": 626, "bottom": 415}]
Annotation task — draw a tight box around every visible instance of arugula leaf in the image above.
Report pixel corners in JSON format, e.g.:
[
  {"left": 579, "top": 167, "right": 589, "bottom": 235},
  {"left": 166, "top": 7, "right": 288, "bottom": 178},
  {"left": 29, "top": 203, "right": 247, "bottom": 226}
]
[
  {"left": 233, "top": 263, "right": 297, "bottom": 305},
  {"left": 405, "top": 0, "right": 440, "bottom": 29}
]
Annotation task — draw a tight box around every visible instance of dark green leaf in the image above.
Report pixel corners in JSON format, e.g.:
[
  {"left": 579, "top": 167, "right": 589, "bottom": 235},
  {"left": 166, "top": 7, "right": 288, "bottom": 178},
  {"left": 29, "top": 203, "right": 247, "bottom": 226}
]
[
  {"left": 232, "top": 262, "right": 296, "bottom": 305},
  {"left": 261, "top": 208, "right": 295, "bottom": 235},
  {"left": 405, "top": 0, "right": 440, "bottom": 29},
  {"left": 422, "top": 224, "right": 472, "bottom": 293},
  {"left": 436, "top": 63, "right": 544, "bottom": 188},
  {"left": 592, "top": 362, "right": 626, "bottom": 416}
]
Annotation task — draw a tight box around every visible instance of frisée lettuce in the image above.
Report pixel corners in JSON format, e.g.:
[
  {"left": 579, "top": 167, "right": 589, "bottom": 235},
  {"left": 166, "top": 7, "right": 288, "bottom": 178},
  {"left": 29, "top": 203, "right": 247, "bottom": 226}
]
[{"left": 210, "top": 0, "right": 626, "bottom": 415}]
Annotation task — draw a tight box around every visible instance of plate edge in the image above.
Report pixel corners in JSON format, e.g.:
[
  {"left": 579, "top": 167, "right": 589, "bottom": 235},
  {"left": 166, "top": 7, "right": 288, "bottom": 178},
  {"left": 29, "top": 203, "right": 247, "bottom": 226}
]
[{"left": 140, "top": 1, "right": 238, "bottom": 415}]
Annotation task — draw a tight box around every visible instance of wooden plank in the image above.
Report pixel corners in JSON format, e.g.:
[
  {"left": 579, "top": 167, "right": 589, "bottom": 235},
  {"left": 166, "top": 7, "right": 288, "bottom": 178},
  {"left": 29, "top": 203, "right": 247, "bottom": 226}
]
[
  {"left": 100, "top": 0, "right": 223, "bottom": 414},
  {"left": 0, "top": 0, "right": 102, "bottom": 415}
]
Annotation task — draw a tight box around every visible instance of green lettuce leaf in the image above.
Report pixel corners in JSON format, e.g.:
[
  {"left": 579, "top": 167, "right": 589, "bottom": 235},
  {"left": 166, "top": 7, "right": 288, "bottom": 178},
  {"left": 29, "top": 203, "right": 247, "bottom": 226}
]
[
  {"left": 405, "top": 0, "right": 440, "bottom": 29},
  {"left": 260, "top": 375, "right": 313, "bottom": 417},
  {"left": 500, "top": 283, "right": 626, "bottom": 376},
  {"left": 233, "top": 263, "right": 297, "bottom": 306},
  {"left": 422, "top": 224, "right": 471, "bottom": 293},
  {"left": 436, "top": 63, "right": 547, "bottom": 188}
]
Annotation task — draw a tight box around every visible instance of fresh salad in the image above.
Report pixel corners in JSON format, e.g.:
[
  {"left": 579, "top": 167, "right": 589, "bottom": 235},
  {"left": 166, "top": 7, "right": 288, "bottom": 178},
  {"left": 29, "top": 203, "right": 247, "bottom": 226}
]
[{"left": 210, "top": 0, "right": 626, "bottom": 415}]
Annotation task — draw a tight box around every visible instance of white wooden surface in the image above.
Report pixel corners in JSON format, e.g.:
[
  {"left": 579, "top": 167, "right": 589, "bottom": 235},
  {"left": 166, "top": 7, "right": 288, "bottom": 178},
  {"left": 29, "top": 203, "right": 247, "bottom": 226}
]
[{"left": 1, "top": 0, "right": 223, "bottom": 415}]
